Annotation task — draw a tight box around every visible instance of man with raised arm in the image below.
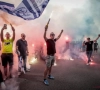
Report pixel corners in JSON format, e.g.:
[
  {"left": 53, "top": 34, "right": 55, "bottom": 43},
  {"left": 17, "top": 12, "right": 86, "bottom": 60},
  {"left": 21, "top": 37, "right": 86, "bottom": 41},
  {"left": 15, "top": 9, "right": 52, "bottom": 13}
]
[
  {"left": 43, "top": 19, "right": 63, "bottom": 85},
  {"left": 83, "top": 35, "right": 100, "bottom": 65},
  {"left": 1, "top": 24, "right": 15, "bottom": 79}
]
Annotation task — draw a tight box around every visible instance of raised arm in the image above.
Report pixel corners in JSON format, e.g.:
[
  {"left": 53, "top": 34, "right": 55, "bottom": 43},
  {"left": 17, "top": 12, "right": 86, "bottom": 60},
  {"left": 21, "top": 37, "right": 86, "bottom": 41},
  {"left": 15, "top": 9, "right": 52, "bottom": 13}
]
[
  {"left": 94, "top": 34, "right": 100, "bottom": 42},
  {"left": 10, "top": 24, "right": 15, "bottom": 41},
  {"left": 1, "top": 24, "right": 7, "bottom": 42},
  {"left": 56, "top": 30, "right": 63, "bottom": 41}
]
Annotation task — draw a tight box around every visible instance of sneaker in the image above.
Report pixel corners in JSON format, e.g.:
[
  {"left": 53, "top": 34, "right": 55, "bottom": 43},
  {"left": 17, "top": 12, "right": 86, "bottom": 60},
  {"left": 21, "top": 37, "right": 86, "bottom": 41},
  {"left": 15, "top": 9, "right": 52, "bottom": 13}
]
[
  {"left": 18, "top": 72, "right": 21, "bottom": 76},
  {"left": 1, "top": 82, "right": 6, "bottom": 90},
  {"left": 44, "top": 79, "right": 49, "bottom": 86},
  {"left": 26, "top": 69, "right": 30, "bottom": 72},
  {"left": 48, "top": 75, "right": 54, "bottom": 79},
  {"left": 9, "top": 74, "right": 15, "bottom": 78},
  {"left": 3, "top": 77, "right": 7, "bottom": 81},
  {"left": 21, "top": 68, "right": 26, "bottom": 74},
  {"left": 86, "top": 63, "right": 90, "bottom": 65}
]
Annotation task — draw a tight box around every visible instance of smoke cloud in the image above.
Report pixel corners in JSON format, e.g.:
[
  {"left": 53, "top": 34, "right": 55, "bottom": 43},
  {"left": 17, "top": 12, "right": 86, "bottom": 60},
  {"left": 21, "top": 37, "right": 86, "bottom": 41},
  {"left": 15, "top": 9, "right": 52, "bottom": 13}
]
[
  {"left": 0, "top": 0, "right": 99, "bottom": 63},
  {"left": 0, "top": 0, "right": 100, "bottom": 89}
]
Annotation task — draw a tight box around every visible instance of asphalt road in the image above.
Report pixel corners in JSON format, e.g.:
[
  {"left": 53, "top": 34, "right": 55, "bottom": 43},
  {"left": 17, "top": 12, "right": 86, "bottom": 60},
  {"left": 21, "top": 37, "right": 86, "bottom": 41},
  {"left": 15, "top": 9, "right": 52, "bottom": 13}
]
[{"left": 18, "top": 53, "right": 100, "bottom": 90}]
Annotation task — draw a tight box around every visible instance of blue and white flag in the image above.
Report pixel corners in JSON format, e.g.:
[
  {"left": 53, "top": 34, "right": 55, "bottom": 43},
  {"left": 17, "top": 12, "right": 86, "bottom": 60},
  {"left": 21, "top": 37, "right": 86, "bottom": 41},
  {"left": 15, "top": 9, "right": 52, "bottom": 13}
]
[{"left": 0, "top": 0, "right": 50, "bottom": 20}]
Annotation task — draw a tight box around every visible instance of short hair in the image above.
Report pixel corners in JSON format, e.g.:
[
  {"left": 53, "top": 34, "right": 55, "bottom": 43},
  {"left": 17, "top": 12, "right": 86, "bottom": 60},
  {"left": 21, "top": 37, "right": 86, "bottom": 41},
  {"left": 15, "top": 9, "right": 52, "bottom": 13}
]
[
  {"left": 21, "top": 33, "right": 25, "bottom": 35},
  {"left": 87, "top": 37, "right": 90, "bottom": 40},
  {"left": 50, "top": 32, "right": 55, "bottom": 36},
  {"left": 6, "top": 32, "right": 10, "bottom": 35}
]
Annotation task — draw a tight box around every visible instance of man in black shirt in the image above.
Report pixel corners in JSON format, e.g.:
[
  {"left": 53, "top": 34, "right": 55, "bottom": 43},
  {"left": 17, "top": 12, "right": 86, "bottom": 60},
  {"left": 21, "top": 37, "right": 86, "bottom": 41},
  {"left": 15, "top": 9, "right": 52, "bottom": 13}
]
[
  {"left": 83, "top": 35, "right": 100, "bottom": 65},
  {"left": 16, "top": 33, "right": 29, "bottom": 75},
  {"left": 43, "top": 20, "right": 63, "bottom": 85}
]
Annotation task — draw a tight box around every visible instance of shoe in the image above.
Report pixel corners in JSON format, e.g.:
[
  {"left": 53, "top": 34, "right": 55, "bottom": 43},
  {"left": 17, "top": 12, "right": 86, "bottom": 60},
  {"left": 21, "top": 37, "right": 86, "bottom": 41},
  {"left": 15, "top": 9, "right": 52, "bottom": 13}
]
[
  {"left": 86, "top": 63, "right": 90, "bottom": 65},
  {"left": 3, "top": 76, "right": 7, "bottom": 81},
  {"left": 21, "top": 68, "right": 26, "bottom": 74},
  {"left": 18, "top": 72, "right": 21, "bottom": 76},
  {"left": 48, "top": 75, "right": 54, "bottom": 79},
  {"left": 26, "top": 69, "right": 30, "bottom": 72},
  {"left": 9, "top": 74, "right": 15, "bottom": 78},
  {"left": 1, "top": 82, "right": 6, "bottom": 90},
  {"left": 44, "top": 79, "right": 49, "bottom": 85}
]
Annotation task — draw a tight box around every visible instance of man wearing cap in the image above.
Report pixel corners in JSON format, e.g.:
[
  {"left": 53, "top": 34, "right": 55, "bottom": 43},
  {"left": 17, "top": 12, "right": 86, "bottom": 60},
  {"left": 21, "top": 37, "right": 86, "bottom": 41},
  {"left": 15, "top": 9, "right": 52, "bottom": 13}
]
[
  {"left": 43, "top": 23, "right": 63, "bottom": 85},
  {"left": 83, "top": 35, "right": 100, "bottom": 65}
]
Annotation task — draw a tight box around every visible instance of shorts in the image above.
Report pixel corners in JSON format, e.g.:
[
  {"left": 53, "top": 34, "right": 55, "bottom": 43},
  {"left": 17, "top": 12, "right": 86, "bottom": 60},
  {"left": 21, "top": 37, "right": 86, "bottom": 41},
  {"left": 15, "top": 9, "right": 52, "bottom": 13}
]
[
  {"left": 46, "top": 55, "right": 55, "bottom": 67},
  {"left": 1, "top": 53, "right": 13, "bottom": 67}
]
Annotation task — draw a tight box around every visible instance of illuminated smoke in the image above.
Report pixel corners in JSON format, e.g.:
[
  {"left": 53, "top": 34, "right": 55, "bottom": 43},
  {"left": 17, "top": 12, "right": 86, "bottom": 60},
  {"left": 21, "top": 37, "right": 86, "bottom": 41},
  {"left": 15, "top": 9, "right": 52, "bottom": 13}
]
[
  {"left": 0, "top": 12, "right": 10, "bottom": 24},
  {"left": 65, "top": 36, "right": 69, "bottom": 41},
  {"left": 0, "top": 0, "right": 100, "bottom": 89},
  {"left": 29, "top": 57, "right": 37, "bottom": 65},
  {"left": 49, "top": 11, "right": 54, "bottom": 19},
  {"left": 32, "top": 44, "right": 35, "bottom": 47}
]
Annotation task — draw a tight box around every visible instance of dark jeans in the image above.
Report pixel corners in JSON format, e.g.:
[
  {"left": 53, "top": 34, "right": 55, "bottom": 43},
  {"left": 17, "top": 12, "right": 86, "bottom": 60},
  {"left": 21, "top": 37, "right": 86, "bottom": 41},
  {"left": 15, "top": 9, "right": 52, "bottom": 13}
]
[
  {"left": 0, "top": 70, "right": 3, "bottom": 83},
  {"left": 86, "top": 51, "right": 92, "bottom": 63}
]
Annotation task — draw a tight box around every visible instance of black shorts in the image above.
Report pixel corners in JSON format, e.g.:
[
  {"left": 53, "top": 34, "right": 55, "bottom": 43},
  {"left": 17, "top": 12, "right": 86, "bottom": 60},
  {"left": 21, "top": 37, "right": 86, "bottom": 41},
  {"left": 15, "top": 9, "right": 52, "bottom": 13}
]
[{"left": 1, "top": 53, "right": 13, "bottom": 66}]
